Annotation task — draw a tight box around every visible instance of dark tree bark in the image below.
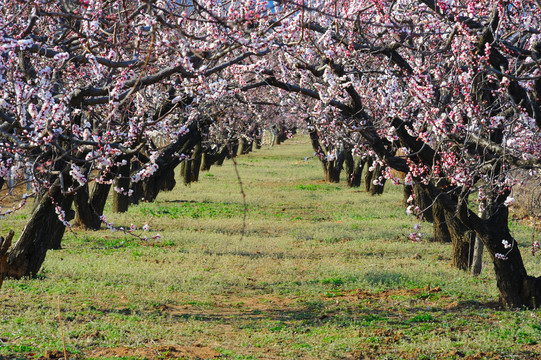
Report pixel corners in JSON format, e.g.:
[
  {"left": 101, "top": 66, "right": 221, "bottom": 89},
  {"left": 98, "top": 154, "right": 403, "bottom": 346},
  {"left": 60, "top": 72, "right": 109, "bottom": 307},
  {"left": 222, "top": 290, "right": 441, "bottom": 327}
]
[
  {"left": 369, "top": 162, "right": 386, "bottom": 195},
  {"left": 364, "top": 158, "right": 373, "bottom": 193},
  {"left": 413, "top": 183, "right": 434, "bottom": 222},
  {"left": 215, "top": 145, "right": 229, "bottom": 166},
  {"left": 227, "top": 138, "right": 239, "bottom": 158},
  {"left": 465, "top": 200, "right": 541, "bottom": 308},
  {"left": 364, "top": 158, "right": 386, "bottom": 195},
  {"left": 129, "top": 159, "right": 144, "bottom": 205},
  {"left": 431, "top": 198, "right": 452, "bottom": 243},
  {"left": 344, "top": 151, "right": 365, "bottom": 187},
  {"left": 307, "top": 120, "right": 344, "bottom": 183},
  {"left": 182, "top": 142, "right": 202, "bottom": 185},
  {"left": 254, "top": 128, "right": 263, "bottom": 149},
  {"left": 141, "top": 121, "right": 202, "bottom": 202},
  {"left": 276, "top": 126, "right": 288, "bottom": 144},
  {"left": 238, "top": 136, "right": 253, "bottom": 155},
  {"left": 6, "top": 179, "right": 74, "bottom": 279},
  {"left": 73, "top": 182, "right": 111, "bottom": 229},
  {"left": 0, "top": 230, "right": 14, "bottom": 289},
  {"left": 201, "top": 144, "right": 229, "bottom": 171},
  {"left": 73, "top": 166, "right": 113, "bottom": 229},
  {"left": 444, "top": 210, "right": 474, "bottom": 270},
  {"left": 113, "top": 155, "right": 131, "bottom": 213},
  {"left": 324, "top": 148, "right": 344, "bottom": 183}
]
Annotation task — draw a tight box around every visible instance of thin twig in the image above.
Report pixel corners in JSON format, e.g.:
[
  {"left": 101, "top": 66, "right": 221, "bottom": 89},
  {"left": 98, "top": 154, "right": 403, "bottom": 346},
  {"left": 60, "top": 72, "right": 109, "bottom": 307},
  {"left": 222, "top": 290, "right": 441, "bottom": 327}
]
[
  {"left": 57, "top": 296, "right": 68, "bottom": 360},
  {"left": 227, "top": 142, "right": 247, "bottom": 240}
]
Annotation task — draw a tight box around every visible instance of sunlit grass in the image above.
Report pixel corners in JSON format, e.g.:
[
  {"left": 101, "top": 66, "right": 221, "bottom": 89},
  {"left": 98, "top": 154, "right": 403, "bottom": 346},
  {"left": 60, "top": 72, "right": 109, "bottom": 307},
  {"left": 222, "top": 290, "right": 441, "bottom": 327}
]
[{"left": 0, "top": 135, "right": 540, "bottom": 359}]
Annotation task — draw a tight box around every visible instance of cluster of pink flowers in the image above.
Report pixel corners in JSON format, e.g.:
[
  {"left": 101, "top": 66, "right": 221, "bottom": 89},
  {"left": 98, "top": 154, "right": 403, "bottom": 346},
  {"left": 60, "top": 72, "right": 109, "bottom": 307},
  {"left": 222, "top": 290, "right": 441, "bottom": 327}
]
[
  {"left": 409, "top": 223, "right": 423, "bottom": 243},
  {"left": 532, "top": 241, "right": 540, "bottom": 256},
  {"left": 69, "top": 163, "right": 87, "bottom": 187}
]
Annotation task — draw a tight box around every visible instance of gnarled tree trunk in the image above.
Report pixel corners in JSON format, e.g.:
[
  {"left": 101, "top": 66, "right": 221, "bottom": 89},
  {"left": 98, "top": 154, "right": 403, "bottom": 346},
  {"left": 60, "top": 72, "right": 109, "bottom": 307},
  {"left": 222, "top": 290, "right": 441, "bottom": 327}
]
[
  {"left": 141, "top": 122, "right": 201, "bottom": 202},
  {"left": 344, "top": 151, "right": 365, "bottom": 187},
  {"left": 113, "top": 155, "right": 132, "bottom": 213},
  {"left": 364, "top": 158, "right": 386, "bottom": 195},
  {"left": 182, "top": 142, "right": 203, "bottom": 185},
  {"left": 6, "top": 179, "right": 73, "bottom": 278},
  {"left": 474, "top": 203, "right": 541, "bottom": 308},
  {"left": 73, "top": 181, "right": 111, "bottom": 229},
  {"left": 444, "top": 210, "right": 474, "bottom": 270},
  {"left": 431, "top": 197, "right": 452, "bottom": 243}
]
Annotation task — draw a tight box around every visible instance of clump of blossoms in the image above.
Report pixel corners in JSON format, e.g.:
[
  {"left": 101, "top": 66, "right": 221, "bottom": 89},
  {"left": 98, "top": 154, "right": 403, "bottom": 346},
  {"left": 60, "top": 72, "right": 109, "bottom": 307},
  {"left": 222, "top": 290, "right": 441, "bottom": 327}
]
[
  {"left": 96, "top": 215, "right": 161, "bottom": 242},
  {"left": 532, "top": 241, "right": 540, "bottom": 256},
  {"left": 495, "top": 239, "right": 514, "bottom": 260},
  {"left": 409, "top": 223, "right": 423, "bottom": 243}
]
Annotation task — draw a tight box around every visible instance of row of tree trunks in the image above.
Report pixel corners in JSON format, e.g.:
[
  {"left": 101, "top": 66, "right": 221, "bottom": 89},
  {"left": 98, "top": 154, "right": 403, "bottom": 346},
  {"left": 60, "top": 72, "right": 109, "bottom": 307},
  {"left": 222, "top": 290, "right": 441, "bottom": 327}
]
[
  {"left": 201, "top": 145, "right": 229, "bottom": 171},
  {"left": 238, "top": 137, "right": 253, "bottom": 155},
  {"left": 408, "top": 183, "right": 476, "bottom": 270}
]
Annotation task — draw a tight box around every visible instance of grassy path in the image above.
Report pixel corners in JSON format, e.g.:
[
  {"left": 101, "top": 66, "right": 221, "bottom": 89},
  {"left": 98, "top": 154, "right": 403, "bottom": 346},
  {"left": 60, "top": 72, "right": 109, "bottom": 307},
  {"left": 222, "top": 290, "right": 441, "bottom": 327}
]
[{"left": 1, "top": 136, "right": 540, "bottom": 359}]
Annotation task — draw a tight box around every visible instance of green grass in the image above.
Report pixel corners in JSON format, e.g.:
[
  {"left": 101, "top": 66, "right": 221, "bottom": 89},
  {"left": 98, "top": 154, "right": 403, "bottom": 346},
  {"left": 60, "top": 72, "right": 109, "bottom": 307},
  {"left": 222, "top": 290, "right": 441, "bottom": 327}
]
[{"left": 0, "top": 135, "right": 540, "bottom": 359}]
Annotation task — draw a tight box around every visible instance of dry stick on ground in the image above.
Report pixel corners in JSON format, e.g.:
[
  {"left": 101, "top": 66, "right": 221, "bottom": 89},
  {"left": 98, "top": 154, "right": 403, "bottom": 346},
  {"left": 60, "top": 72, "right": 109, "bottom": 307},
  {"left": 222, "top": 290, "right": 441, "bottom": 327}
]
[
  {"left": 57, "top": 296, "right": 68, "bottom": 360},
  {"left": 0, "top": 230, "right": 14, "bottom": 289},
  {"left": 226, "top": 143, "right": 247, "bottom": 240}
]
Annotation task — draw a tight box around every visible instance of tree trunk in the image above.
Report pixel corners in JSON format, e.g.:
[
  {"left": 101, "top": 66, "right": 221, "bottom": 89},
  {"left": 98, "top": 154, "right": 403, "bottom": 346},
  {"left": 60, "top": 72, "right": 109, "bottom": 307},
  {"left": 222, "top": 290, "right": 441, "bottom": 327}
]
[
  {"left": 238, "top": 137, "right": 253, "bottom": 155},
  {"left": 432, "top": 199, "right": 452, "bottom": 243},
  {"left": 0, "top": 230, "right": 14, "bottom": 288},
  {"left": 141, "top": 122, "right": 201, "bottom": 202},
  {"left": 307, "top": 121, "right": 343, "bottom": 183},
  {"left": 345, "top": 151, "right": 365, "bottom": 187},
  {"left": 465, "top": 200, "right": 541, "bottom": 308},
  {"left": 254, "top": 129, "right": 262, "bottom": 149},
  {"left": 113, "top": 155, "right": 131, "bottom": 213},
  {"left": 182, "top": 142, "right": 202, "bottom": 185},
  {"left": 6, "top": 180, "right": 73, "bottom": 279},
  {"left": 130, "top": 160, "right": 144, "bottom": 205},
  {"left": 324, "top": 158, "right": 341, "bottom": 183},
  {"left": 201, "top": 152, "right": 212, "bottom": 172},
  {"left": 471, "top": 206, "right": 487, "bottom": 276},
  {"left": 191, "top": 143, "right": 202, "bottom": 182},
  {"left": 369, "top": 162, "right": 386, "bottom": 195},
  {"left": 73, "top": 179, "right": 111, "bottom": 230},
  {"left": 276, "top": 126, "right": 288, "bottom": 144},
  {"left": 228, "top": 139, "right": 239, "bottom": 158},
  {"left": 413, "top": 183, "right": 434, "bottom": 222},
  {"left": 215, "top": 145, "right": 229, "bottom": 166},
  {"left": 483, "top": 226, "right": 541, "bottom": 308},
  {"left": 74, "top": 184, "right": 97, "bottom": 228},
  {"left": 365, "top": 158, "right": 373, "bottom": 192},
  {"left": 444, "top": 210, "right": 474, "bottom": 271},
  {"left": 471, "top": 237, "right": 484, "bottom": 276}
]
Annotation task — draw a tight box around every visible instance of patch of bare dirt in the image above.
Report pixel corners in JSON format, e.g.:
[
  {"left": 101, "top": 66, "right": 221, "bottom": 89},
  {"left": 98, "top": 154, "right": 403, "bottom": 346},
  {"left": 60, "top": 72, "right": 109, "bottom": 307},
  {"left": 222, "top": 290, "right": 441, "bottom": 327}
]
[
  {"left": 37, "top": 350, "right": 79, "bottom": 359},
  {"left": 154, "top": 294, "right": 295, "bottom": 318},
  {"left": 85, "top": 345, "right": 220, "bottom": 359},
  {"left": 335, "top": 286, "right": 442, "bottom": 301}
]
